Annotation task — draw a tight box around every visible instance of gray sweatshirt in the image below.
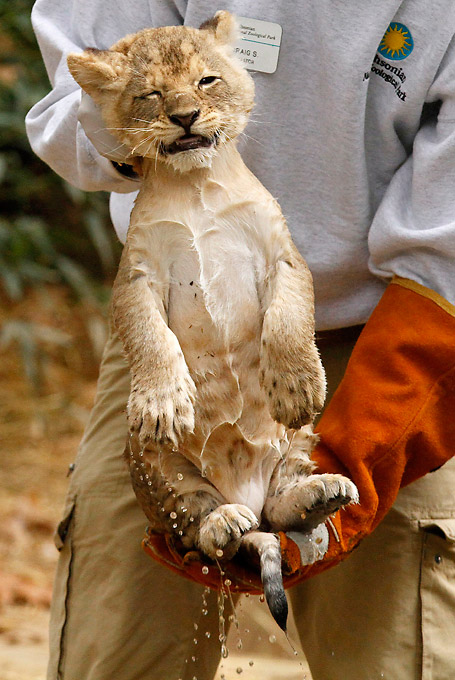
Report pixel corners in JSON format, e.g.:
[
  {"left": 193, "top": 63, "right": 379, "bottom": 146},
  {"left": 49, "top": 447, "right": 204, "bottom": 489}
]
[{"left": 26, "top": 0, "right": 455, "bottom": 330}]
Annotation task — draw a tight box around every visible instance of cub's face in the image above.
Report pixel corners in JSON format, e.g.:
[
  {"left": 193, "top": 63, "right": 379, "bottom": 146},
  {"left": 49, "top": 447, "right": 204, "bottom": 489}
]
[{"left": 68, "top": 12, "right": 255, "bottom": 172}]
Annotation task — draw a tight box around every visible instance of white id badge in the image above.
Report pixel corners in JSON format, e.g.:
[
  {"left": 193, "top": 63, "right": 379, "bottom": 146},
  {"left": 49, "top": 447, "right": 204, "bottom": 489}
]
[{"left": 234, "top": 17, "right": 282, "bottom": 73}]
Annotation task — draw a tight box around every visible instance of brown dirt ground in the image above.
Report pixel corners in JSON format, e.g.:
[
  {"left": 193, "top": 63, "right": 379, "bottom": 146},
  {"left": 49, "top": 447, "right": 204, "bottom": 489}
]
[{"left": 0, "top": 285, "right": 312, "bottom": 680}]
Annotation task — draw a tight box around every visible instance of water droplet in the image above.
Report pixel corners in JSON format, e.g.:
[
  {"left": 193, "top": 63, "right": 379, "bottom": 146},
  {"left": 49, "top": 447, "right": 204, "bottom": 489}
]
[
  {"left": 177, "top": 473, "right": 184, "bottom": 480},
  {"left": 249, "top": 660, "right": 254, "bottom": 667},
  {"left": 259, "top": 594, "right": 265, "bottom": 603},
  {"left": 228, "top": 614, "right": 235, "bottom": 622},
  {"left": 331, "top": 650, "right": 335, "bottom": 657},
  {"left": 269, "top": 635, "right": 276, "bottom": 644},
  {"left": 236, "top": 668, "right": 243, "bottom": 674},
  {"left": 172, "top": 523, "right": 178, "bottom": 529},
  {"left": 244, "top": 628, "right": 249, "bottom": 634},
  {"left": 221, "top": 645, "right": 229, "bottom": 658},
  {"left": 237, "top": 641, "right": 243, "bottom": 650},
  {"left": 189, "top": 516, "right": 195, "bottom": 522},
  {"left": 170, "top": 511, "right": 177, "bottom": 519},
  {"left": 193, "top": 638, "right": 198, "bottom": 645},
  {"left": 182, "top": 507, "right": 188, "bottom": 513},
  {"left": 167, "top": 487, "right": 173, "bottom": 493},
  {"left": 224, "top": 579, "right": 231, "bottom": 587},
  {"left": 202, "top": 566, "right": 209, "bottom": 575},
  {"left": 245, "top": 593, "right": 250, "bottom": 598},
  {"left": 147, "top": 481, "right": 152, "bottom": 486},
  {"left": 194, "top": 623, "right": 198, "bottom": 630},
  {"left": 216, "top": 549, "right": 224, "bottom": 558},
  {"left": 178, "top": 530, "right": 183, "bottom": 536},
  {"left": 205, "top": 631, "right": 211, "bottom": 638},
  {"left": 202, "top": 609, "right": 208, "bottom": 616},
  {"left": 191, "top": 656, "right": 196, "bottom": 662}
]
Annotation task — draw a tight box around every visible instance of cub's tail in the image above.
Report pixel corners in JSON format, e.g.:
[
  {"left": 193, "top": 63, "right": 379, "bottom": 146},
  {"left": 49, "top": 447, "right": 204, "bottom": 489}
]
[{"left": 240, "top": 531, "right": 288, "bottom": 632}]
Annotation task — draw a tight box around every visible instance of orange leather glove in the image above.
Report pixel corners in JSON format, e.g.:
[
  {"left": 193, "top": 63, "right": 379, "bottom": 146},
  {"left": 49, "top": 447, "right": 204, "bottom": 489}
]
[{"left": 143, "top": 277, "right": 455, "bottom": 593}]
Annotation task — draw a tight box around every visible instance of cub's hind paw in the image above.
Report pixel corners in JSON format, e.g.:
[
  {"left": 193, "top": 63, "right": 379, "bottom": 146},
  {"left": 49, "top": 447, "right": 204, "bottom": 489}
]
[
  {"left": 298, "top": 475, "right": 359, "bottom": 532},
  {"left": 265, "top": 474, "right": 359, "bottom": 533},
  {"left": 197, "top": 504, "right": 259, "bottom": 560}
]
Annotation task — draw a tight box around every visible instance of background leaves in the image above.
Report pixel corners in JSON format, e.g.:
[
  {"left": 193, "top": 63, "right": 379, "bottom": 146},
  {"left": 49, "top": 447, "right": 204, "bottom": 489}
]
[{"left": 0, "top": 0, "right": 122, "bottom": 386}]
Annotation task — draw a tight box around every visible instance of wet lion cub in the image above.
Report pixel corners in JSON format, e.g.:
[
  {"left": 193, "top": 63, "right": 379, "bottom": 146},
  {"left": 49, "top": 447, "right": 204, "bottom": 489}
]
[{"left": 68, "top": 11, "right": 358, "bottom": 628}]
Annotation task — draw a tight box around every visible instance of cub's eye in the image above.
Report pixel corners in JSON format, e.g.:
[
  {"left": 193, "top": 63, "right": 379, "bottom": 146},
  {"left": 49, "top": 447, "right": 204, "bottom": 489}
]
[
  {"left": 198, "top": 76, "right": 220, "bottom": 88},
  {"left": 138, "top": 91, "right": 161, "bottom": 99}
]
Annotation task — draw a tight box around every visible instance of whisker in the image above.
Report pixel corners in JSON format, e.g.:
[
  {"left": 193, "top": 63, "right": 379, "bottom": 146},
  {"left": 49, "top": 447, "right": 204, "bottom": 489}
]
[
  {"left": 238, "top": 131, "right": 268, "bottom": 149},
  {"left": 106, "top": 127, "right": 151, "bottom": 135}
]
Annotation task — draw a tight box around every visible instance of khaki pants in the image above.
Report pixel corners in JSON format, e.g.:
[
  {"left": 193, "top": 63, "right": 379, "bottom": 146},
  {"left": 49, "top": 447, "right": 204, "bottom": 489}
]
[{"left": 48, "top": 331, "right": 455, "bottom": 680}]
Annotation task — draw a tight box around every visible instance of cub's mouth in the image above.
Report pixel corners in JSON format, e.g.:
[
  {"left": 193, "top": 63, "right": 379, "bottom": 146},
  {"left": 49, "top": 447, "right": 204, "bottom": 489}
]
[{"left": 165, "top": 134, "right": 216, "bottom": 155}]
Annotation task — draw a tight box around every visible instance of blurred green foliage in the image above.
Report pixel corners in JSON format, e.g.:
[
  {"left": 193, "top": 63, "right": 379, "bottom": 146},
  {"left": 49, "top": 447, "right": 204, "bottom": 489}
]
[
  {"left": 0, "top": 0, "right": 121, "bottom": 304},
  {"left": 0, "top": 0, "right": 123, "bottom": 385}
]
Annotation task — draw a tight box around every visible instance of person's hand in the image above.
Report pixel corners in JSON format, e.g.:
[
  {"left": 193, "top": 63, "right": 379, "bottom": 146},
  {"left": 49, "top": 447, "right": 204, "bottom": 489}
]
[
  {"left": 78, "top": 91, "right": 135, "bottom": 164},
  {"left": 282, "top": 276, "right": 455, "bottom": 585}
]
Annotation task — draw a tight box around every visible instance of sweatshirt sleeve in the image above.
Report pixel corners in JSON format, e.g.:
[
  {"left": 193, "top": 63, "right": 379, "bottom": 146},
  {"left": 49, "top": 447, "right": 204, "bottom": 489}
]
[
  {"left": 25, "top": 0, "right": 186, "bottom": 193},
  {"left": 368, "top": 34, "right": 455, "bottom": 306}
]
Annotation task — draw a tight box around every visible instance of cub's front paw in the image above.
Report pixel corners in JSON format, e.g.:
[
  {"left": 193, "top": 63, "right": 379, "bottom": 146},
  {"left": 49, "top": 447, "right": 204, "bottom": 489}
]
[
  {"left": 128, "top": 373, "right": 196, "bottom": 448},
  {"left": 261, "top": 347, "right": 326, "bottom": 428},
  {"left": 197, "top": 504, "right": 259, "bottom": 560}
]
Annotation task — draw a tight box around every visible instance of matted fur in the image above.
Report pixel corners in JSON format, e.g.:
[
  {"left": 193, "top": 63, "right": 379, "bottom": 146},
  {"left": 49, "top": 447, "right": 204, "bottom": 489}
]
[{"left": 68, "top": 11, "right": 358, "bottom": 629}]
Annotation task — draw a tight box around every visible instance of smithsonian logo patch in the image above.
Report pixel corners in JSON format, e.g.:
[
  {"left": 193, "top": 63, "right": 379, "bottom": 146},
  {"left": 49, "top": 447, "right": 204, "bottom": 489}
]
[{"left": 378, "top": 22, "right": 414, "bottom": 61}]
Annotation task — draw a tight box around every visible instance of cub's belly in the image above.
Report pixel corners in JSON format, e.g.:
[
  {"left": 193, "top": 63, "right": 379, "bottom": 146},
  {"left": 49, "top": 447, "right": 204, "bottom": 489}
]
[
  {"left": 167, "top": 252, "right": 283, "bottom": 482},
  {"left": 167, "top": 250, "right": 262, "bottom": 390}
]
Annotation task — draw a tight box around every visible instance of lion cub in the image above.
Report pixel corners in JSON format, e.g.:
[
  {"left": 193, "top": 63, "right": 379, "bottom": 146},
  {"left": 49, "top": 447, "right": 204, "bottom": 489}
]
[{"left": 68, "top": 11, "right": 358, "bottom": 629}]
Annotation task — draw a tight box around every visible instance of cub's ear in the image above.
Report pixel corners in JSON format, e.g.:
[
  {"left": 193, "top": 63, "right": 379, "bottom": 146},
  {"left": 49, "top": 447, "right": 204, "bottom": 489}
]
[
  {"left": 199, "top": 10, "right": 238, "bottom": 45},
  {"left": 67, "top": 49, "right": 127, "bottom": 98}
]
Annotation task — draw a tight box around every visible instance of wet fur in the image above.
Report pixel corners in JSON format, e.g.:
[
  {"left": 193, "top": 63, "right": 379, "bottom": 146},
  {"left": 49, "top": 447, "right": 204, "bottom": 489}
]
[{"left": 68, "top": 12, "right": 358, "bottom": 630}]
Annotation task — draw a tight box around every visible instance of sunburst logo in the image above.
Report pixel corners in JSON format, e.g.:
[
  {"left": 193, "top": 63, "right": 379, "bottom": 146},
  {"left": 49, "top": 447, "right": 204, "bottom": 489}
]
[{"left": 378, "top": 22, "right": 414, "bottom": 61}]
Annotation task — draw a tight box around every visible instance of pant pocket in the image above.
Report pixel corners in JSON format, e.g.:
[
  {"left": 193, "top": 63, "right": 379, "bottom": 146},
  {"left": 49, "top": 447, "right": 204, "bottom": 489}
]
[
  {"left": 47, "top": 497, "right": 76, "bottom": 680},
  {"left": 419, "top": 518, "right": 455, "bottom": 680}
]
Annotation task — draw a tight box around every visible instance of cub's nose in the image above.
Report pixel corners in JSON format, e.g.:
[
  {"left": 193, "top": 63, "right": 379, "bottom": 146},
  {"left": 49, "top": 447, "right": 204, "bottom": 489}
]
[{"left": 169, "top": 110, "right": 200, "bottom": 132}]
